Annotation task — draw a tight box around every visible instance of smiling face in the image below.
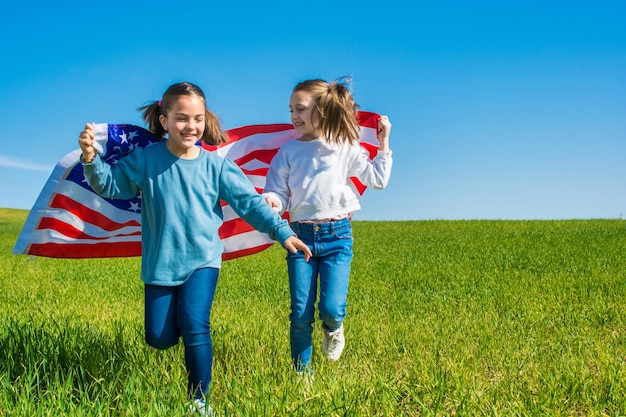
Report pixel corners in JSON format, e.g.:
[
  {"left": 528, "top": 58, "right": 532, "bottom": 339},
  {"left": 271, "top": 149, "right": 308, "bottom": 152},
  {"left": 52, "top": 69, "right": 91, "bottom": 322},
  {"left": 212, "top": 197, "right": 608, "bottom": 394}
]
[
  {"left": 289, "top": 90, "right": 320, "bottom": 141},
  {"left": 159, "top": 94, "right": 206, "bottom": 158}
]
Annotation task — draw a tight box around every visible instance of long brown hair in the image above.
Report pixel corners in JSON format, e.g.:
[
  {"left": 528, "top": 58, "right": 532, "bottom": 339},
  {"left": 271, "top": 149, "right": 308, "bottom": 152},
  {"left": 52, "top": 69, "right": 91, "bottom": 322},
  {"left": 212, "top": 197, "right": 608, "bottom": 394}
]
[
  {"left": 293, "top": 76, "right": 360, "bottom": 145},
  {"left": 139, "top": 82, "right": 229, "bottom": 146}
]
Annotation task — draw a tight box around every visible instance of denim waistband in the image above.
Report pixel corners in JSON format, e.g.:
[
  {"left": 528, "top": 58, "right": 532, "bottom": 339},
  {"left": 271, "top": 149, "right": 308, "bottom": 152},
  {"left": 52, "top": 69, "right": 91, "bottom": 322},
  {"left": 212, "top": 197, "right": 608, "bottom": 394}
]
[{"left": 290, "top": 217, "right": 351, "bottom": 235}]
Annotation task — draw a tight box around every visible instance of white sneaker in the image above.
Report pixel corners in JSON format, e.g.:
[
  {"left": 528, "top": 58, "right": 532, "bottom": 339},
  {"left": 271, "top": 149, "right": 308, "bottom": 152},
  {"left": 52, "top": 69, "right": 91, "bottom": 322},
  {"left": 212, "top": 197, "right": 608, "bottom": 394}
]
[
  {"left": 321, "top": 324, "right": 345, "bottom": 361},
  {"left": 188, "top": 398, "right": 215, "bottom": 416}
]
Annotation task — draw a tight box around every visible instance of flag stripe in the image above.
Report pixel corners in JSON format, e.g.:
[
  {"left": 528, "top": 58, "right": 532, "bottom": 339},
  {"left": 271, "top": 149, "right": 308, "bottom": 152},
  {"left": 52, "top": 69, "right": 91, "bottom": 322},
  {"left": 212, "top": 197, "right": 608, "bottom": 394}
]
[
  {"left": 219, "top": 216, "right": 256, "bottom": 238},
  {"left": 50, "top": 194, "right": 141, "bottom": 231},
  {"left": 27, "top": 228, "right": 142, "bottom": 245},
  {"left": 27, "top": 242, "right": 141, "bottom": 258},
  {"left": 51, "top": 176, "right": 143, "bottom": 224},
  {"left": 220, "top": 123, "right": 294, "bottom": 142},
  {"left": 36, "top": 217, "right": 141, "bottom": 240},
  {"left": 222, "top": 245, "right": 273, "bottom": 261}
]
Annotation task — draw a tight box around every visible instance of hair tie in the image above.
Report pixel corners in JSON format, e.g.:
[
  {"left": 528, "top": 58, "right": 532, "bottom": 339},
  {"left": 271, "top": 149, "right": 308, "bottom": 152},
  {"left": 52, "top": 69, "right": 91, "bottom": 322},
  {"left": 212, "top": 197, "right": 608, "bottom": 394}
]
[{"left": 157, "top": 100, "right": 162, "bottom": 107}]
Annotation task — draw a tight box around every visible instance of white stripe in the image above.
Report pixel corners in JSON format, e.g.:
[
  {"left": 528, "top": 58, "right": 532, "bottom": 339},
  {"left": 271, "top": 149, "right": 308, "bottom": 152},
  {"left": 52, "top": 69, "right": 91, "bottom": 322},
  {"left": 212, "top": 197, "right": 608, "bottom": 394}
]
[
  {"left": 55, "top": 180, "right": 142, "bottom": 224},
  {"left": 37, "top": 207, "right": 141, "bottom": 238},
  {"left": 26, "top": 229, "right": 141, "bottom": 245},
  {"left": 221, "top": 204, "right": 238, "bottom": 222},
  {"left": 245, "top": 174, "right": 267, "bottom": 190},
  {"left": 92, "top": 123, "right": 109, "bottom": 156},
  {"left": 359, "top": 126, "right": 379, "bottom": 146},
  {"left": 221, "top": 230, "right": 274, "bottom": 252},
  {"left": 216, "top": 129, "right": 298, "bottom": 160},
  {"left": 239, "top": 159, "right": 271, "bottom": 171}
]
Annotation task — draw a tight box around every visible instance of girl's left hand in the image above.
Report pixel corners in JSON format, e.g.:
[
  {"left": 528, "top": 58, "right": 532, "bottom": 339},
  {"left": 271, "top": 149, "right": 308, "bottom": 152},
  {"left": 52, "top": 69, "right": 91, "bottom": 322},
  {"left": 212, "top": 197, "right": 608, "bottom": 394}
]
[
  {"left": 264, "top": 196, "right": 281, "bottom": 213},
  {"left": 283, "top": 236, "right": 312, "bottom": 261}
]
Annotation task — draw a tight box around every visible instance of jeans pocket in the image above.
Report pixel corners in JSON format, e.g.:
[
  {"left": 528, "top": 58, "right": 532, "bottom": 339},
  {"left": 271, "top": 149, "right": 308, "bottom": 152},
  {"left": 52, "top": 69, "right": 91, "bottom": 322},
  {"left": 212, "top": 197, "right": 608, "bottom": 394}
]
[{"left": 333, "top": 228, "right": 353, "bottom": 240}]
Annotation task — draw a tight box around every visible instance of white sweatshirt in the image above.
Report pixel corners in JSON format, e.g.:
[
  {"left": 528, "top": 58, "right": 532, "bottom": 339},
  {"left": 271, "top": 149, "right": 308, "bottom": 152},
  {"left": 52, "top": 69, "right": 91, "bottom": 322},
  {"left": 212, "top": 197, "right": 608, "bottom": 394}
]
[{"left": 263, "top": 137, "right": 393, "bottom": 222}]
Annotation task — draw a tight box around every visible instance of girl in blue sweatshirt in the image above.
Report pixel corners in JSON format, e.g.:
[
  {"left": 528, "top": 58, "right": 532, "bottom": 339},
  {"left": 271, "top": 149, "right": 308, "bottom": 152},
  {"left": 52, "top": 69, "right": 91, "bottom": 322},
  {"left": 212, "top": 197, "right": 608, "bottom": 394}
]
[{"left": 78, "top": 81, "right": 311, "bottom": 415}]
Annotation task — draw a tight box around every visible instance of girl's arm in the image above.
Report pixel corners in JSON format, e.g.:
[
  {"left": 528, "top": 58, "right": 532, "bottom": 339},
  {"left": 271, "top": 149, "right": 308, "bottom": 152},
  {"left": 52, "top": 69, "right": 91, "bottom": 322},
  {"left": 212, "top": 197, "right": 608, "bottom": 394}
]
[
  {"left": 262, "top": 151, "right": 290, "bottom": 214},
  {"left": 219, "top": 158, "right": 311, "bottom": 260},
  {"left": 350, "top": 116, "right": 393, "bottom": 189}
]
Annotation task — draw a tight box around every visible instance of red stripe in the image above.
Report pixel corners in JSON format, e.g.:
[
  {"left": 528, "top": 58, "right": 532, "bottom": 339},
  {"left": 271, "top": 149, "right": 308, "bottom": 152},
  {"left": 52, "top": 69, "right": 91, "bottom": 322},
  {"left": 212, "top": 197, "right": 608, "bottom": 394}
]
[
  {"left": 37, "top": 217, "right": 141, "bottom": 240},
  {"left": 203, "top": 124, "right": 294, "bottom": 151},
  {"left": 50, "top": 194, "right": 140, "bottom": 231},
  {"left": 218, "top": 218, "right": 255, "bottom": 239},
  {"left": 232, "top": 148, "right": 279, "bottom": 166},
  {"left": 240, "top": 167, "right": 269, "bottom": 177},
  {"left": 28, "top": 241, "right": 250, "bottom": 260},
  {"left": 225, "top": 124, "right": 293, "bottom": 141},
  {"left": 351, "top": 177, "right": 366, "bottom": 195},
  {"left": 27, "top": 242, "right": 142, "bottom": 258},
  {"left": 360, "top": 142, "right": 379, "bottom": 159},
  {"left": 357, "top": 111, "right": 379, "bottom": 129}
]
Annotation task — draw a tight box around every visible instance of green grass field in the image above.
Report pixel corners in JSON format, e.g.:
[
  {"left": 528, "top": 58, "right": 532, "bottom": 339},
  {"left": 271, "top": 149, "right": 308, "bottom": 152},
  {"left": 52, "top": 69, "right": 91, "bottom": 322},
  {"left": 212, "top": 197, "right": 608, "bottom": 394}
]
[{"left": 1, "top": 207, "right": 625, "bottom": 416}]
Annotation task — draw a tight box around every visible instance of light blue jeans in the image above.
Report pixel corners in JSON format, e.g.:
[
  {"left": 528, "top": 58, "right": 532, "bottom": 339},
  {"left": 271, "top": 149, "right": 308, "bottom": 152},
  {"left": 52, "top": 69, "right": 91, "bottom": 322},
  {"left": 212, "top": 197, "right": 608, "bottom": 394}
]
[
  {"left": 287, "top": 218, "right": 353, "bottom": 371},
  {"left": 144, "top": 267, "right": 218, "bottom": 400}
]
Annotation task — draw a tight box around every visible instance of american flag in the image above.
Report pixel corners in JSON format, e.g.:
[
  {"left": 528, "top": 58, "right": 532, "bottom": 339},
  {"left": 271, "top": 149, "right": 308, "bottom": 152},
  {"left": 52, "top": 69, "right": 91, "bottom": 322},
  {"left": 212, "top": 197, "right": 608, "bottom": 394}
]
[{"left": 13, "top": 111, "right": 382, "bottom": 260}]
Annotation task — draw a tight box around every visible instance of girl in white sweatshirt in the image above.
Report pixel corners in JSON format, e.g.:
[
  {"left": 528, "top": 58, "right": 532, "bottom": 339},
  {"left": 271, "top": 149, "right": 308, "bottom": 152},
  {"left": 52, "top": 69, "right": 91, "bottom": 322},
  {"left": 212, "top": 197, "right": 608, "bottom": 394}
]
[{"left": 263, "top": 77, "right": 393, "bottom": 376}]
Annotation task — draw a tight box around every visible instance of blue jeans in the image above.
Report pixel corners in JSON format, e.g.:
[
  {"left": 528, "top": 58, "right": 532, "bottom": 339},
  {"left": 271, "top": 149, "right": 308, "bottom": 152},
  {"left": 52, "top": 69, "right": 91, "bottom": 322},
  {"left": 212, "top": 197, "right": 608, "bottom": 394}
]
[
  {"left": 144, "top": 267, "right": 218, "bottom": 400},
  {"left": 287, "top": 218, "right": 353, "bottom": 371}
]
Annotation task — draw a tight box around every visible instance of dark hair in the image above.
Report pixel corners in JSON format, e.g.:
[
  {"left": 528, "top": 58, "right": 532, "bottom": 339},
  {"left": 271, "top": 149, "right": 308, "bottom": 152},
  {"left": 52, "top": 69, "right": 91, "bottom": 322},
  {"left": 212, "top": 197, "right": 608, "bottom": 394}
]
[
  {"left": 139, "top": 82, "right": 229, "bottom": 146},
  {"left": 293, "top": 76, "right": 360, "bottom": 145}
]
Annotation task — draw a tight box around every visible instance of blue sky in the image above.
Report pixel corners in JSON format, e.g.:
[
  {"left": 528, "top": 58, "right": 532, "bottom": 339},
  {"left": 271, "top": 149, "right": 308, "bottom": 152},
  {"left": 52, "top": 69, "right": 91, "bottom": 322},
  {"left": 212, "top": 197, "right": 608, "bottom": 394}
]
[{"left": 1, "top": 1, "right": 624, "bottom": 220}]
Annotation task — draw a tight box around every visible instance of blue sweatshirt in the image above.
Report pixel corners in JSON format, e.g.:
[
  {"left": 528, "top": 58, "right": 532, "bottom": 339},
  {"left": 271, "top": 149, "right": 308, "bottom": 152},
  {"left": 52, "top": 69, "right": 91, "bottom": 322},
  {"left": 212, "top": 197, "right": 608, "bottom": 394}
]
[{"left": 82, "top": 141, "right": 294, "bottom": 286}]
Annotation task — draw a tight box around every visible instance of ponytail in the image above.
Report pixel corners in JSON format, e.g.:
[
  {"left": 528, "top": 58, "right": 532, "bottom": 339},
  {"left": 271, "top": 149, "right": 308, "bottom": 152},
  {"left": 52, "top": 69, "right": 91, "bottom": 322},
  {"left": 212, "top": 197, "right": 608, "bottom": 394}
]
[
  {"left": 140, "top": 101, "right": 166, "bottom": 140},
  {"left": 202, "top": 110, "right": 229, "bottom": 146},
  {"left": 294, "top": 77, "right": 360, "bottom": 145},
  {"left": 320, "top": 78, "right": 360, "bottom": 145}
]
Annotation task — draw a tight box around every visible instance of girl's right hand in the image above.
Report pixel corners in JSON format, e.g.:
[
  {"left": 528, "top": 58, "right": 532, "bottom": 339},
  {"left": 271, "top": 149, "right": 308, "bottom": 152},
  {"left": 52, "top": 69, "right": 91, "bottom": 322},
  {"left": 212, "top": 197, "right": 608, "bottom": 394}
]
[
  {"left": 78, "top": 123, "right": 96, "bottom": 161},
  {"left": 283, "top": 236, "right": 312, "bottom": 262}
]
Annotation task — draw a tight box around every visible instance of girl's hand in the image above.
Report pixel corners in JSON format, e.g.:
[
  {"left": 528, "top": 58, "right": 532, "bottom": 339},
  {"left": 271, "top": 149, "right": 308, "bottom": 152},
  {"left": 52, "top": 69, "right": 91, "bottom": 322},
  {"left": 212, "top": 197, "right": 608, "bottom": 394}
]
[
  {"left": 78, "top": 123, "right": 96, "bottom": 161},
  {"left": 265, "top": 196, "right": 281, "bottom": 212},
  {"left": 283, "top": 236, "right": 312, "bottom": 262},
  {"left": 377, "top": 115, "right": 391, "bottom": 152}
]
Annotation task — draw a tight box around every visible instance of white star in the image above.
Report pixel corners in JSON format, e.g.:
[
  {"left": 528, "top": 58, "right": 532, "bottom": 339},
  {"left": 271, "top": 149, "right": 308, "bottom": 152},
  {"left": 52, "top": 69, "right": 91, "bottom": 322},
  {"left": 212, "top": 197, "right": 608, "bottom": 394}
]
[
  {"left": 119, "top": 132, "right": 128, "bottom": 144},
  {"left": 129, "top": 201, "right": 141, "bottom": 212},
  {"left": 128, "top": 131, "right": 138, "bottom": 141}
]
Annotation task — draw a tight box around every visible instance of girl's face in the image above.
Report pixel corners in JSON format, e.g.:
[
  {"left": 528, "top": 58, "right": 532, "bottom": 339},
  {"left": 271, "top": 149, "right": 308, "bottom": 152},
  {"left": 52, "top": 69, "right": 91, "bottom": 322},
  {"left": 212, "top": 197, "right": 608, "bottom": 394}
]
[
  {"left": 160, "top": 95, "right": 206, "bottom": 158},
  {"left": 289, "top": 90, "right": 320, "bottom": 141}
]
